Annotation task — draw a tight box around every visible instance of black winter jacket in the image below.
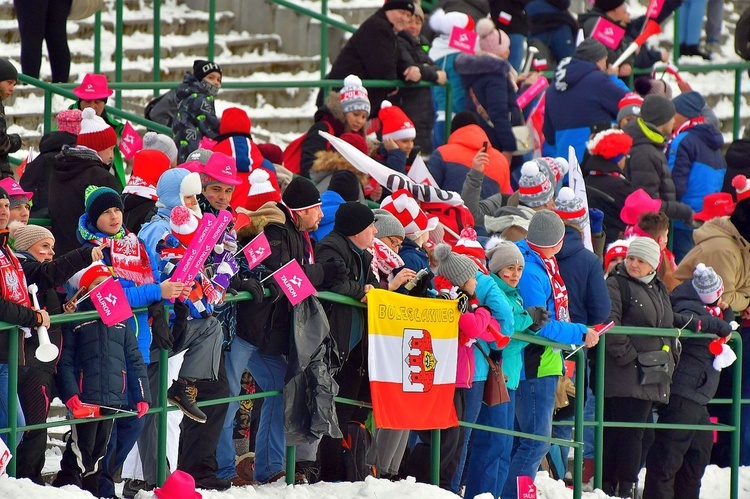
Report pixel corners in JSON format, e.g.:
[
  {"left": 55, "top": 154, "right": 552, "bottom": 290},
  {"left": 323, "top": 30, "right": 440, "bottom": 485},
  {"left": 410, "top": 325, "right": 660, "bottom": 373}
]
[
  {"left": 314, "top": 230, "right": 379, "bottom": 368},
  {"left": 583, "top": 153, "right": 635, "bottom": 244},
  {"left": 48, "top": 146, "right": 122, "bottom": 255},
  {"left": 58, "top": 309, "right": 151, "bottom": 407},
  {"left": 669, "top": 280, "right": 733, "bottom": 405},
  {"left": 20, "top": 131, "right": 77, "bottom": 219},
  {"left": 489, "top": 0, "right": 530, "bottom": 35},
  {"left": 122, "top": 193, "right": 157, "bottom": 235},
  {"left": 624, "top": 118, "right": 676, "bottom": 202},
  {"left": 0, "top": 100, "right": 22, "bottom": 179},
  {"left": 723, "top": 138, "right": 750, "bottom": 197},
  {"left": 301, "top": 93, "right": 349, "bottom": 179}
]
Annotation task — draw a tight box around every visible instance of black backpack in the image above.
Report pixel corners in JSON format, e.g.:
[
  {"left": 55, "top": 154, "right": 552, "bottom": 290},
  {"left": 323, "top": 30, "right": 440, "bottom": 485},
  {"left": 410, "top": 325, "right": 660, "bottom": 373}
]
[
  {"left": 145, "top": 89, "right": 178, "bottom": 129},
  {"left": 342, "top": 421, "right": 379, "bottom": 481}
]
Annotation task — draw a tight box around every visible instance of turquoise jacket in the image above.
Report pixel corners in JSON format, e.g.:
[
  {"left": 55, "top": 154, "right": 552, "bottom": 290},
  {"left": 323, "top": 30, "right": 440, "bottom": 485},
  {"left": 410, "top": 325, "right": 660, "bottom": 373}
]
[
  {"left": 491, "top": 272, "right": 534, "bottom": 390},
  {"left": 472, "top": 271, "right": 515, "bottom": 382}
]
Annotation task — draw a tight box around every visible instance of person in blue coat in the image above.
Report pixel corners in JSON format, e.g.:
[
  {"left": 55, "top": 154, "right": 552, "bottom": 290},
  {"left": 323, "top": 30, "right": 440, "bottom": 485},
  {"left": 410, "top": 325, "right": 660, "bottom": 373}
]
[
  {"left": 667, "top": 91, "right": 727, "bottom": 262},
  {"left": 310, "top": 170, "right": 362, "bottom": 243},
  {"left": 502, "top": 210, "right": 600, "bottom": 499},
  {"left": 543, "top": 39, "right": 629, "bottom": 160}
]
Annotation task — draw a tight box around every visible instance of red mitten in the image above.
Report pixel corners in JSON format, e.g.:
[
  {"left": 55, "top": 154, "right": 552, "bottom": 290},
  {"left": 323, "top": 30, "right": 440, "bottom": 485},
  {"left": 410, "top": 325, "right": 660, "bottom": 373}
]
[
  {"left": 136, "top": 401, "right": 150, "bottom": 418},
  {"left": 66, "top": 394, "right": 82, "bottom": 412}
]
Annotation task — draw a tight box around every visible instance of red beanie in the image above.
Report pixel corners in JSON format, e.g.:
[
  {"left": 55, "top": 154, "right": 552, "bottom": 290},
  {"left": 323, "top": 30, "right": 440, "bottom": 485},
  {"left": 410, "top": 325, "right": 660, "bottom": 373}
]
[
  {"left": 378, "top": 100, "right": 416, "bottom": 141},
  {"left": 123, "top": 150, "right": 171, "bottom": 200},
  {"left": 76, "top": 108, "right": 118, "bottom": 152},
  {"left": 219, "top": 107, "right": 252, "bottom": 135},
  {"left": 79, "top": 263, "right": 112, "bottom": 291}
]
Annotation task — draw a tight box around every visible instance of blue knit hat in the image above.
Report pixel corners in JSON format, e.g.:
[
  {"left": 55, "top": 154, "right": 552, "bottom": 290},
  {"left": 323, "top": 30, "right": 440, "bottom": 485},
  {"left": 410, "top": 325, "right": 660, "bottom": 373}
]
[
  {"left": 85, "top": 185, "right": 123, "bottom": 223},
  {"left": 672, "top": 91, "right": 706, "bottom": 119}
]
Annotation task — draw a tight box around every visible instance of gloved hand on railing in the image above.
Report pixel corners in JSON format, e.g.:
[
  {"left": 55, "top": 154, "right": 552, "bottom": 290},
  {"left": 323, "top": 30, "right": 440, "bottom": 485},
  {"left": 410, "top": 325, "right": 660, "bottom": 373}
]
[
  {"left": 66, "top": 394, "right": 83, "bottom": 412},
  {"left": 136, "top": 401, "right": 149, "bottom": 419},
  {"left": 526, "top": 305, "right": 550, "bottom": 331}
]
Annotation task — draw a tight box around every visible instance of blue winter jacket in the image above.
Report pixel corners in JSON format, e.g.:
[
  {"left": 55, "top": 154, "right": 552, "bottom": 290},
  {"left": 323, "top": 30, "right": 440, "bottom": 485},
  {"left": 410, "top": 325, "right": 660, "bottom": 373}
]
[
  {"left": 556, "top": 226, "right": 611, "bottom": 325},
  {"left": 310, "top": 190, "right": 346, "bottom": 243},
  {"left": 543, "top": 57, "right": 628, "bottom": 159},
  {"left": 58, "top": 303, "right": 151, "bottom": 407},
  {"left": 516, "top": 238, "right": 587, "bottom": 379},
  {"left": 667, "top": 123, "right": 726, "bottom": 230},
  {"left": 473, "top": 271, "right": 516, "bottom": 382}
]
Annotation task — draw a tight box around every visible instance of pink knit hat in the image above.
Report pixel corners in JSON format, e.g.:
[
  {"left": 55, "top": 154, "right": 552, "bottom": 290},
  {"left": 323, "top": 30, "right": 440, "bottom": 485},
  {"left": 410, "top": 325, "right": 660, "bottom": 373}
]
[
  {"left": 476, "top": 18, "right": 510, "bottom": 58},
  {"left": 56, "top": 109, "right": 82, "bottom": 135}
]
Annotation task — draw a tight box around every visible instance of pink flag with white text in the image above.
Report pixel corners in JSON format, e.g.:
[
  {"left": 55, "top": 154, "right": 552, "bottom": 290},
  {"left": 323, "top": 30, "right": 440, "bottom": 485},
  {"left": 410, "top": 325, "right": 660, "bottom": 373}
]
[
  {"left": 448, "top": 26, "right": 477, "bottom": 54},
  {"left": 91, "top": 277, "right": 133, "bottom": 326},
  {"left": 271, "top": 259, "right": 316, "bottom": 306},
  {"left": 516, "top": 476, "right": 538, "bottom": 499},
  {"left": 646, "top": 0, "right": 665, "bottom": 19},
  {"left": 590, "top": 17, "right": 625, "bottom": 50},
  {"left": 119, "top": 122, "right": 143, "bottom": 160},
  {"left": 242, "top": 232, "right": 271, "bottom": 270}
]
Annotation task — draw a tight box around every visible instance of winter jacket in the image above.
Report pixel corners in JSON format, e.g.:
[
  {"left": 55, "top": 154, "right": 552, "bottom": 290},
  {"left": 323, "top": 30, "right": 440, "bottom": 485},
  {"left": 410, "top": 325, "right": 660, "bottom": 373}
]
[
  {"left": 0, "top": 99, "right": 22, "bottom": 179},
  {"left": 489, "top": 0, "right": 530, "bottom": 34},
  {"left": 428, "top": 124, "right": 512, "bottom": 198},
  {"left": 315, "top": 229, "right": 379, "bottom": 366},
  {"left": 325, "top": 8, "right": 401, "bottom": 115},
  {"left": 473, "top": 271, "right": 516, "bottom": 382},
  {"left": 310, "top": 190, "right": 346, "bottom": 243},
  {"left": 583, "top": 153, "right": 635, "bottom": 244},
  {"left": 58, "top": 309, "right": 151, "bottom": 407},
  {"left": 579, "top": 8, "right": 663, "bottom": 69},
  {"left": 309, "top": 149, "right": 368, "bottom": 202},
  {"left": 20, "top": 131, "right": 77, "bottom": 219},
  {"left": 374, "top": 142, "right": 408, "bottom": 176},
  {"left": 723, "top": 137, "right": 750, "bottom": 197},
  {"left": 301, "top": 93, "right": 355, "bottom": 179},
  {"left": 460, "top": 168, "right": 507, "bottom": 232},
  {"left": 667, "top": 124, "right": 726, "bottom": 227},
  {"left": 173, "top": 71, "right": 220, "bottom": 162},
  {"left": 456, "top": 306, "right": 500, "bottom": 388},
  {"left": 491, "top": 272, "right": 535, "bottom": 390},
  {"left": 69, "top": 104, "right": 126, "bottom": 188},
  {"left": 602, "top": 263, "right": 684, "bottom": 402},
  {"left": 122, "top": 193, "right": 156, "bottom": 235},
  {"left": 48, "top": 145, "right": 122, "bottom": 256},
  {"left": 234, "top": 203, "right": 327, "bottom": 356},
  {"left": 670, "top": 280, "right": 733, "bottom": 405},
  {"left": 543, "top": 57, "right": 628, "bottom": 159},
  {"left": 516, "top": 238, "right": 587, "bottom": 380},
  {"left": 455, "top": 54, "right": 520, "bottom": 153},
  {"left": 624, "top": 118, "right": 677, "bottom": 202},
  {"left": 395, "top": 30, "right": 440, "bottom": 153},
  {"left": 144, "top": 88, "right": 178, "bottom": 128},
  {"left": 397, "top": 238, "right": 432, "bottom": 283},
  {"left": 17, "top": 247, "right": 94, "bottom": 373},
  {"left": 675, "top": 216, "right": 750, "bottom": 311},
  {"left": 557, "top": 226, "right": 611, "bottom": 325},
  {"left": 526, "top": 0, "right": 578, "bottom": 38}
]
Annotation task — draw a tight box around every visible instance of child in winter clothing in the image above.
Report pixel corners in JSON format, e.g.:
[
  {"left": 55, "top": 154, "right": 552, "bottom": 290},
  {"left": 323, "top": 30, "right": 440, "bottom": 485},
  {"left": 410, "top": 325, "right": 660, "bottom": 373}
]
[
  {"left": 173, "top": 60, "right": 223, "bottom": 162},
  {"left": 643, "top": 264, "right": 734, "bottom": 499},
  {"left": 53, "top": 262, "right": 151, "bottom": 496},
  {"left": 374, "top": 100, "right": 418, "bottom": 177},
  {"left": 0, "top": 59, "right": 22, "bottom": 179},
  {"left": 121, "top": 150, "right": 172, "bottom": 234}
]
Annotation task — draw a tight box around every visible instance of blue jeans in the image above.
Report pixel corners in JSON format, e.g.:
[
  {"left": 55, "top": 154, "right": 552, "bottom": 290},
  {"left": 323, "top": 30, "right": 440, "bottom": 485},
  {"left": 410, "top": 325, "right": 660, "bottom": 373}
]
[
  {"left": 671, "top": 226, "right": 695, "bottom": 264},
  {"left": 464, "top": 390, "right": 516, "bottom": 499},
  {"left": 508, "top": 34, "right": 525, "bottom": 72},
  {"left": 0, "top": 363, "right": 24, "bottom": 448},
  {"left": 217, "top": 336, "right": 287, "bottom": 482},
  {"left": 678, "top": 0, "right": 709, "bottom": 45},
  {"left": 450, "top": 381, "right": 485, "bottom": 493},
  {"left": 501, "top": 375, "right": 557, "bottom": 499}
]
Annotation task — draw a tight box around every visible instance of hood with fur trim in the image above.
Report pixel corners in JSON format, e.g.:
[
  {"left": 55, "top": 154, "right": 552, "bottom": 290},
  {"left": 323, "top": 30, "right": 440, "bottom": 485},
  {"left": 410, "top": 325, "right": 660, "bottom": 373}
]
[
  {"left": 235, "top": 202, "right": 286, "bottom": 240},
  {"left": 309, "top": 149, "right": 369, "bottom": 186}
]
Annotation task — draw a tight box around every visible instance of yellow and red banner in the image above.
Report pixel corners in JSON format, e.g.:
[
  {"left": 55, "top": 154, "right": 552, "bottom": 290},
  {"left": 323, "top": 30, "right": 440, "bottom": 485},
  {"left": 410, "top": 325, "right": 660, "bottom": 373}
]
[{"left": 367, "top": 289, "right": 459, "bottom": 430}]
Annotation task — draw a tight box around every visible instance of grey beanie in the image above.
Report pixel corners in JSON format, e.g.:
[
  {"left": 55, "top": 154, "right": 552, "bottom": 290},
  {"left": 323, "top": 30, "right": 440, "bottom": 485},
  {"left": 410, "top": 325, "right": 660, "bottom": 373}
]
[
  {"left": 373, "top": 209, "right": 405, "bottom": 239},
  {"left": 692, "top": 263, "right": 724, "bottom": 304},
  {"left": 627, "top": 237, "right": 661, "bottom": 270},
  {"left": 640, "top": 95, "right": 676, "bottom": 127},
  {"left": 186, "top": 147, "right": 213, "bottom": 165},
  {"left": 573, "top": 39, "right": 608, "bottom": 65},
  {"left": 143, "top": 131, "right": 178, "bottom": 164},
  {"left": 526, "top": 210, "right": 565, "bottom": 248},
  {"left": 518, "top": 162, "right": 554, "bottom": 208},
  {"left": 434, "top": 243, "right": 478, "bottom": 286},
  {"left": 487, "top": 238, "right": 524, "bottom": 274}
]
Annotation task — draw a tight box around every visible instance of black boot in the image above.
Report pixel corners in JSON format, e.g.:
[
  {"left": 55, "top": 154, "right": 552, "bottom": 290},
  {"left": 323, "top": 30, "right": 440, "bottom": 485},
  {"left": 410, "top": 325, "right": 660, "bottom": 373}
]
[
  {"left": 167, "top": 378, "right": 207, "bottom": 423},
  {"left": 617, "top": 481, "right": 637, "bottom": 498},
  {"left": 602, "top": 481, "right": 617, "bottom": 495}
]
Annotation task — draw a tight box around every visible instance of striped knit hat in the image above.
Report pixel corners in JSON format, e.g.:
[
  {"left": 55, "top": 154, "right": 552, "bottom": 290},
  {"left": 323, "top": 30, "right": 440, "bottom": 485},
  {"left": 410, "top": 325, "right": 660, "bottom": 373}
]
[
  {"left": 554, "top": 187, "right": 589, "bottom": 227},
  {"left": 518, "top": 162, "right": 553, "bottom": 208}
]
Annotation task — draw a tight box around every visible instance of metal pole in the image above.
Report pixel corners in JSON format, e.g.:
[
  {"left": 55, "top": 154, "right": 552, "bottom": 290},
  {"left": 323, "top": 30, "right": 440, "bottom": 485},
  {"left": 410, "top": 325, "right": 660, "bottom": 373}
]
[
  {"left": 594, "top": 335, "right": 605, "bottom": 490},
  {"left": 673, "top": 9, "right": 680, "bottom": 64},
  {"left": 320, "top": 0, "right": 328, "bottom": 81},
  {"left": 730, "top": 334, "right": 742, "bottom": 499},
  {"left": 573, "top": 349, "right": 586, "bottom": 499},
  {"left": 7, "top": 326, "right": 18, "bottom": 476},
  {"left": 153, "top": 0, "right": 162, "bottom": 98},
  {"left": 94, "top": 11, "right": 102, "bottom": 74},
  {"left": 44, "top": 90, "right": 52, "bottom": 134},
  {"left": 430, "top": 428, "right": 441, "bottom": 485},
  {"left": 208, "top": 0, "right": 216, "bottom": 61},
  {"left": 733, "top": 68, "right": 742, "bottom": 140},
  {"left": 156, "top": 348, "right": 169, "bottom": 486},
  {"left": 286, "top": 445, "right": 296, "bottom": 485},
  {"left": 115, "top": 0, "right": 123, "bottom": 109}
]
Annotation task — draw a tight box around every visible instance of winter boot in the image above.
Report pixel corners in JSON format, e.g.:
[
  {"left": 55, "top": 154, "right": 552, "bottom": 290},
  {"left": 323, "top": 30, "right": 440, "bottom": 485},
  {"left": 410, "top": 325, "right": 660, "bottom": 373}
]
[
  {"left": 582, "top": 458, "right": 595, "bottom": 484},
  {"left": 617, "top": 481, "right": 637, "bottom": 498},
  {"left": 167, "top": 378, "right": 207, "bottom": 423},
  {"left": 602, "top": 481, "right": 617, "bottom": 495}
]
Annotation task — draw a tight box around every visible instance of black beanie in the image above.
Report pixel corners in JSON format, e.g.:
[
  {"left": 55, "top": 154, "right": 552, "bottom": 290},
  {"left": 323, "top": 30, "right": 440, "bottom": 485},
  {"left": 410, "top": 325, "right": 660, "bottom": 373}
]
[
  {"left": 0, "top": 60, "right": 18, "bottom": 83},
  {"left": 328, "top": 170, "right": 361, "bottom": 202},
  {"left": 383, "top": 0, "right": 415, "bottom": 14},
  {"left": 85, "top": 186, "right": 124, "bottom": 224},
  {"left": 595, "top": 0, "right": 625, "bottom": 12},
  {"left": 334, "top": 202, "right": 375, "bottom": 236},
  {"left": 450, "top": 110, "right": 482, "bottom": 134},
  {"left": 282, "top": 177, "right": 322, "bottom": 210},
  {"left": 193, "top": 60, "right": 222, "bottom": 81}
]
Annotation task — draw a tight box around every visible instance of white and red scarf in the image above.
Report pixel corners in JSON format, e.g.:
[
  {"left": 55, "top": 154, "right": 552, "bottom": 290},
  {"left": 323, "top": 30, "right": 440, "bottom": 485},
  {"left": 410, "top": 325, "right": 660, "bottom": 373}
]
[
  {"left": 0, "top": 248, "right": 29, "bottom": 307},
  {"left": 530, "top": 245, "right": 570, "bottom": 322},
  {"left": 671, "top": 115, "right": 705, "bottom": 141},
  {"left": 368, "top": 238, "right": 404, "bottom": 281},
  {"left": 109, "top": 233, "right": 155, "bottom": 286}
]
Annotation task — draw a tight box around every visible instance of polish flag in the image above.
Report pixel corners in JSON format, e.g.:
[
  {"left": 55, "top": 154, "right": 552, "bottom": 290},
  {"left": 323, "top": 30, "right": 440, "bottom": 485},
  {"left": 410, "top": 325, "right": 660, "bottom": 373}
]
[{"left": 498, "top": 11, "right": 512, "bottom": 25}]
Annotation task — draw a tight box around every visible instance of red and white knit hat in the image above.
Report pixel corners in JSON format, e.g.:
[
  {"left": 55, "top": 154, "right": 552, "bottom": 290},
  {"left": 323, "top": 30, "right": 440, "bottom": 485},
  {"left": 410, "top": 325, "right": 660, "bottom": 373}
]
[
  {"left": 604, "top": 238, "right": 631, "bottom": 271},
  {"left": 380, "top": 189, "right": 438, "bottom": 236},
  {"left": 454, "top": 227, "right": 489, "bottom": 274},
  {"left": 379, "top": 101, "right": 416, "bottom": 141},
  {"left": 518, "top": 162, "right": 553, "bottom": 208},
  {"left": 69, "top": 261, "right": 112, "bottom": 291},
  {"left": 732, "top": 175, "right": 750, "bottom": 202},
  {"left": 554, "top": 187, "right": 589, "bottom": 227},
  {"left": 246, "top": 169, "right": 281, "bottom": 211},
  {"left": 122, "top": 150, "right": 171, "bottom": 200},
  {"left": 170, "top": 205, "right": 200, "bottom": 247},
  {"left": 76, "top": 107, "right": 117, "bottom": 152}
]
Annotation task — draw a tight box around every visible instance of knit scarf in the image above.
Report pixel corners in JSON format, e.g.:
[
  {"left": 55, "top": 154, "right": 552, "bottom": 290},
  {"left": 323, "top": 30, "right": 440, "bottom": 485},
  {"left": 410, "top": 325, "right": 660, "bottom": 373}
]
[
  {"left": 0, "top": 239, "right": 29, "bottom": 307},
  {"left": 671, "top": 116, "right": 706, "bottom": 141},
  {"left": 705, "top": 305, "right": 722, "bottom": 317},
  {"left": 531, "top": 246, "right": 570, "bottom": 322},
  {"left": 368, "top": 238, "right": 404, "bottom": 280}
]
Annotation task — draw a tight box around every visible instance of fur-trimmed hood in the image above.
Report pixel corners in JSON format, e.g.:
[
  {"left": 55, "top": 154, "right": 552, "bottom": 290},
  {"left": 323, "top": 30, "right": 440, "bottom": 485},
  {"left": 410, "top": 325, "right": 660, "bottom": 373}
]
[
  {"left": 312, "top": 92, "right": 348, "bottom": 125},
  {"left": 309, "top": 149, "right": 369, "bottom": 186},
  {"left": 235, "top": 201, "right": 287, "bottom": 240}
]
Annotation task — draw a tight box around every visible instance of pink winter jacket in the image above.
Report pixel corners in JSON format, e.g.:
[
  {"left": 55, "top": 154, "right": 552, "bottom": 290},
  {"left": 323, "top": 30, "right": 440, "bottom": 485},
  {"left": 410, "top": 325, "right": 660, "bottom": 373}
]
[{"left": 456, "top": 307, "right": 501, "bottom": 388}]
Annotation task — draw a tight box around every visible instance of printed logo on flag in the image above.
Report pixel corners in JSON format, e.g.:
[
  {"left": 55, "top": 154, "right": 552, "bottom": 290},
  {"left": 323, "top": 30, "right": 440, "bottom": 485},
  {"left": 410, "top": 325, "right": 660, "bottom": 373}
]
[
  {"left": 91, "top": 277, "right": 133, "bottom": 326},
  {"left": 591, "top": 17, "right": 625, "bottom": 50},
  {"left": 516, "top": 77, "right": 549, "bottom": 110},
  {"left": 119, "top": 122, "right": 143, "bottom": 160},
  {"left": 532, "top": 58, "right": 548, "bottom": 71},
  {"left": 403, "top": 329, "right": 437, "bottom": 392},
  {"left": 449, "top": 26, "right": 477, "bottom": 54},
  {"left": 271, "top": 259, "right": 316, "bottom": 306},
  {"left": 517, "top": 476, "right": 538, "bottom": 499},
  {"left": 0, "top": 438, "right": 10, "bottom": 476},
  {"left": 646, "top": 0, "right": 665, "bottom": 19},
  {"left": 242, "top": 232, "right": 271, "bottom": 270}
]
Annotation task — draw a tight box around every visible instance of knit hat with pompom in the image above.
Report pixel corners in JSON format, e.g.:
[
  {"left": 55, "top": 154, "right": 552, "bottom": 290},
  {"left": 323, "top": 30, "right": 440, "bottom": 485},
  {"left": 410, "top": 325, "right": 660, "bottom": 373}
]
[
  {"left": 170, "top": 205, "right": 200, "bottom": 247},
  {"left": 518, "top": 162, "right": 554, "bottom": 208},
  {"left": 476, "top": 18, "right": 510, "bottom": 58},
  {"left": 340, "top": 75, "right": 370, "bottom": 115},
  {"left": 77, "top": 107, "right": 117, "bottom": 152},
  {"left": 586, "top": 128, "right": 633, "bottom": 162},
  {"left": 245, "top": 169, "right": 281, "bottom": 211},
  {"left": 434, "top": 242, "right": 478, "bottom": 287},
  {"left": 554, "top": 187, "right": 589, "bottom": 227},
  {"left": 692, "top": 263, "right": 724, "bottom": 304},
  {"left": 429, "top": 8, "right": 475, "bottom": 36}
]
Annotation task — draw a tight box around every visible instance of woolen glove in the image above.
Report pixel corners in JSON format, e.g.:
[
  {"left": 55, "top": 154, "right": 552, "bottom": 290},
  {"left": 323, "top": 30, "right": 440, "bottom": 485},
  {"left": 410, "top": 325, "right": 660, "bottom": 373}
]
[
  {"left": 526, "top": 305, "right": 550, "bottom": 330},
  {"left": 455, "top": 290, "right": 470, "bottom": 314},
  {"left": 66, "top": 394, "right": 82, "bottom": 412},
  {"left": 233, "top": 276, "right": 265, "bottom": 304},
  {"left": 322, "top": 260, "right": 348, "bottom": 287},
  {"left": 589, "top": 208, "right": 604, "bottom": 234},
  {"left": 148, "top": 302, "right": 173, "bottom": 351},
  {"left": 136, "top": 401, "right": 149, "bottom": 418}
]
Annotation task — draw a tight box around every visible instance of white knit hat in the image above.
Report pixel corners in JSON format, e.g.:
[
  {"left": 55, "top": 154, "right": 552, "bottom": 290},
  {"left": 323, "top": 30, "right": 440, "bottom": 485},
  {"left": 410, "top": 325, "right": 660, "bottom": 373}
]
[
  {"left": 76, "top": 107, "right": 117, "bottom": 152},
  {"left": 246, "top": 169, "right": 281, "bottom": 211}
]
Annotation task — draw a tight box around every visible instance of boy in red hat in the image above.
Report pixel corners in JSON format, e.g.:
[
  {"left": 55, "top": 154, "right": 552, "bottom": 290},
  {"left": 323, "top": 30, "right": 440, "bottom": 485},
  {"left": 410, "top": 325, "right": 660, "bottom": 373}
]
[{"left": 374, "top": 100, "right": 418, "bottom": 180}]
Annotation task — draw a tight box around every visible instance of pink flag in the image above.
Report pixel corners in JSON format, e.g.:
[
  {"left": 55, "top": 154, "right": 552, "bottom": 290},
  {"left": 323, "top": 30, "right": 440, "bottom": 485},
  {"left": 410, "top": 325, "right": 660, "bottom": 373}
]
[
  {"left": 590, "top": 17, "right": 625, "bottom": 50},
  {"left": 516, "top": 77, "right": 549, "bottom": 110},
  {"left": 119, "top": 122, "right": 143, "bottom": 160},
  {"left": 517, "top": 476, "right": 538, "bottom": 499},
  {"left": 91, "top": 277, "right": 133, "bottom": 327},
  {"left": 646, "top": 0, "right": 665, "bottom": 19},
  {"left": 171, "top": 210, "right": 232, "bottom": 287},
  {"left": 242, "top": 232, "right": 271, "bottom": 270},
  {"left": 448, "top": 26, "right": 477, "bottom": 54},
  {"left": 271, "top": 259, "right": 316, "bottom": 306}
]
